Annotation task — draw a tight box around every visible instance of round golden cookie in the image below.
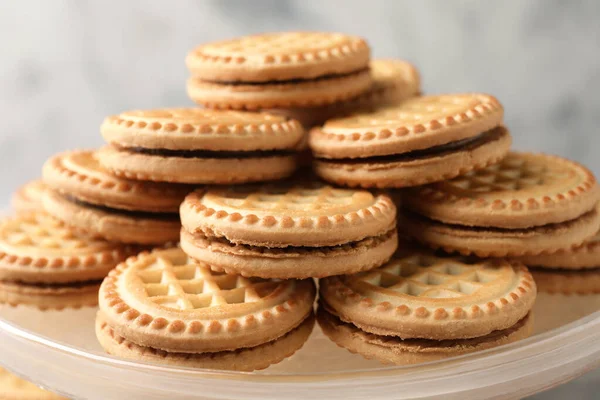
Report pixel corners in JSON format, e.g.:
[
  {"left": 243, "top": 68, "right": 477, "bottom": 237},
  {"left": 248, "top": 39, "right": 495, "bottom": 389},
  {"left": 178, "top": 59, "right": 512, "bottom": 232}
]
[
  {"left": 43, "top": 150, "right": 191, "bottom": 213},
  {"left": 403, "top": 152, "right": 600, "bottom": 228},
  {"left": 0, "top": 280, "right": 100, "bottom": 310},
  {"left": 96, "top": 311, "right": 314, "bottom": 371},
  {"left": 99, "top": 108, "right": 303, "bottom": 184},
  {"left": 309, "top": 93, "right": 503, "bottom": 158},
  {"left": 186, "top": 32, "right": 370, "bottom": 82},
  {"left": 320, "top": 249, "right": 536, "bottom": 340},
  {"left": 0, "top": 212, "right": 136, "bottom": 284},
  {"left": 98, "top": 247, "right": 316, "bottom": 353},
  {"left": 0, "top": 368, "right": 65, "bottom": 400},
  {"left": 317, "top": 308, "right": 533, "bottom": 365},
  {"left": 11, "top": 180, "right": 46, "bottom": 214},
  {"left": 180, "top": 183, "right": 397, "bottom": 247},
  {"left": 516, "top": 230, "right": 600, "bottom": 269},
  {"left": 268, "top": 59, "right": 421, "bottom": 128},
  {"left": 42, "top": 189, "right": 180, "bottom": 245},
  {"left": 313, "top": 126, "right": 511, "bottom": 188},
  {"left": 186, "top": 69, "right": 371, "bottom": 110},
  {"left": 531, "top": 268, "right": 600, "bottom": 295}
]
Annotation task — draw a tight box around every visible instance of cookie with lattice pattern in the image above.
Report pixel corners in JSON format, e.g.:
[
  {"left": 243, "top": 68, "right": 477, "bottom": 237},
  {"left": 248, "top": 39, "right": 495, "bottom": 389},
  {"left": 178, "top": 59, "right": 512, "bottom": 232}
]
[
  {"left": 186, "top": 32, "right": 371, "bottom": 109},
  {"left": 11, "top": 180, "right": 46, "bottom": 214},
  {"left": 309, "top": 94, "right": 509, "bottom": 188},
  {"left": 0, "top": 212, "right": 137, "bottom": 309},
  {"left": 401, "top": 152, "right": 600, "bottom": 257},
  {"left": 0, "top": 367, "right": 65, "bottom": 400},
  {"left": 41, "top": 150, "right": 185, "bottom": 245},
  {"left": 268, "top": 59, "right": 421, "bottom": 129},
  {"left": 179, "top": 182, "right": 397, "bottom": 278},
  {"left": 98, "top": 108, "right": 303, "bottom": 184},
  {"left": 317, "top": 307, "right": 533, "bottom": 366},
  {"left": 98, "top": 247, "right": 315, "bottom": 353},
  {"left": 320, "top": 248, "right": 536, "bottom": 340},
  {"left": 96, "top": 311, "right": 314, "bottom": 371}
]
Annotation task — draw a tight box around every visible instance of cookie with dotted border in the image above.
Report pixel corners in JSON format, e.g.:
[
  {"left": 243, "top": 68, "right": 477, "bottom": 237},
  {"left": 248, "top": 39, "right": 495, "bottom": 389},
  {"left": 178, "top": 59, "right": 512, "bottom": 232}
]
[
  {"left": 319, "top": 249, "right": 536, "bottom": 340},
  {"left": 98, "top": 247, "right": 316, "bottom": 353},
  {"left": 516, "top": 231, "right": 600, "bottom": 269},
  {"left": 99, "top": 108, "right": 303, "bottom": 183},
  {"left": 179, "top": 183, "right": 397, "bottom": 278},
  {"left": 42, "top": 189, "right": 180, "bottom": 245},
  {"left": 43, "top": 150, "right": 191, "bottom": 213},
  {"left": 0, "top": 367, "right": 65, "bottom": 400},
  {"left": 317, "top": 307, "right": 533, "bottom": 365},
  {"left": 186, "top": 32, "right": 370, "bottom": 82},
  {"left": 403, "top": 152, "right": 600, "bottom": 228},
  {"left": 0, "top": 212, "right": 136, "bottom": 309},
  {"left": 96, "top": 311, "right": 314, "bottom": 371},
  {"left": 11, "top": 180, "right": 46, "bottom": 214},
  {"left": 267, "top": 59, "right": 421, "bottom": 128}
]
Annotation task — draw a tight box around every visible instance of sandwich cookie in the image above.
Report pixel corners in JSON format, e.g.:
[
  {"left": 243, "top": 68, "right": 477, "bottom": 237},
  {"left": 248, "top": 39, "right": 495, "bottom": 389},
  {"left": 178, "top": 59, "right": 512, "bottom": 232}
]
[
  {"left": 97, "top": 247, "right": 315, "bottom": 370},
  {"left": 309, "top": 93, "right": 509, "bottom": 188},
  {"left": 401, "top": 152, "right": 600, "bottom": 257},
  {"left": 516, "top": 231, "right": 600, "bottom": 270},
  {"left": 11, "top": 180, "right": 46, "bottom": 213},
  {"left": 0, "top": 368, "right": 65, "bottom": 400},
  {"left": 179, "top": 183, "right": 398, "bottom": 279},
  {"left": 319, "top": 249, "right": 536, "bottom": 364},
  {"left": 269, "top": 59, "right": 421, "bottom": 128},
  {"left": 42, "top": 150, "right": 188, "bottom": 245},
  {"left": 0, "top": 212, "right": 137, "bottom": 310},
  {"left": 98, "top": 109, "right": 304, "bottom": 184},
  {"left": 186, "top": 32, "right": 371, "bottom": 110}
]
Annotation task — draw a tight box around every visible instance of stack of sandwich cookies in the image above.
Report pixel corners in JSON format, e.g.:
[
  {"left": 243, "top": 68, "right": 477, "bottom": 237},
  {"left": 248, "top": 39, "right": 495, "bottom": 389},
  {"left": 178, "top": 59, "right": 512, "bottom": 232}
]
[
  {"left": 309, "top": 94, "right": 509, "bottom": 188},
  {"left": 401, "top": 152, "right": 600, "bottom": 257},
  {"left": 179, "top": 183, "right": 398, "bottom": 279},
  {"left": 11, "top": 180, "right": 46, "bottom": 213},
  {"left": 318, "top": 249, "right": 536, "bottom": 364},
  {"left": 270, "top": 59, "right": 421, "bottom": 128},
  {"left": 186, "top": 32, "right": 371, "bottom": 110},
  {"left": 96, "top": 247, "right": 316, "bottom": 371},
  {"left": 42, "top": 150, "right": 188, "bottom": 245},
  {"left": 0, "top": 212, "right": 137, "bottom": 309},
  {"left": 98, "top": 109, "right": 304, "bottom": 184}
]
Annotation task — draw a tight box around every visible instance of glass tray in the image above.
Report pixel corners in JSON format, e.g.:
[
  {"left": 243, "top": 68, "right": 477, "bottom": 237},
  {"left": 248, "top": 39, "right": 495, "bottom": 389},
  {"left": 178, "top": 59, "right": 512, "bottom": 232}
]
[{"left": 0, "top": 286, "right": 599, "bottom": 400}]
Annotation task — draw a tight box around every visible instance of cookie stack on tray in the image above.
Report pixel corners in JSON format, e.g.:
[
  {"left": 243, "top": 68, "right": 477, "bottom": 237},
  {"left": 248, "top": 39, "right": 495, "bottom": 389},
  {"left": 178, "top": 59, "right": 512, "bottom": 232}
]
[{"left": 3, "top": 31, "right": 599, "bottom": 372}]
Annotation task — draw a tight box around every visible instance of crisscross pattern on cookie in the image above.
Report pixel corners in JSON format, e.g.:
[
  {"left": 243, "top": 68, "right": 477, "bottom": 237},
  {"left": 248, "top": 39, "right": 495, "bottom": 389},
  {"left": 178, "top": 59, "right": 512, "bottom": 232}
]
[
  {"left": 449, "top": 154, "right": 571, "bottom": 193},
  {"left": 136, "top": 255, "right": 278, "bottom": 311},
  {"left": 358, "top": 253, "right": 504, "bottom": 299},
  {"left": 0, "top": 213, "right": 110, "bottom": 254}
]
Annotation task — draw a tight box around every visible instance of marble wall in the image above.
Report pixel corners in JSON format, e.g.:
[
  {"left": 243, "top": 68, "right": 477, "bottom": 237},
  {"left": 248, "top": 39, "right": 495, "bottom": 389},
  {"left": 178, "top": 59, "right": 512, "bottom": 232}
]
[{"left": 0, "top": 1, "right": 599, "bottom": 397}]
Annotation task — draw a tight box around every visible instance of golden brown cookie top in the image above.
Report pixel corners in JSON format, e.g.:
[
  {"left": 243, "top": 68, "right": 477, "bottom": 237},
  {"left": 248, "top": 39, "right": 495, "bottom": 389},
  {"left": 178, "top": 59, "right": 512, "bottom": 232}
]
[
  {"left": 368, "top": 59, "right": 420, "bottom": 104},
  {"left": 180, "top": 182, "right": 396, "bottom": 247},
  {"left": 309, "top": 93, "right": 503, "bottom": 158},
  {"left": 43, "top": 150, "right": 191, "bottom": 213},
  {"left": 0, "top": 212, "right": 137, "bottom": 283},
  {"left": 403, "top": 152, "right": 600, "bottom": 228},
  {"left": 101, "top": 108, "right": 304, "bottom": 151},
  {"left": 186, "top": 32, "right": 370, "bottom": 82},
  {"left": 99, "top": 247, "right": 315, "bottom": 353},
  {"left": 320, "top": 249, "right": 536, "bottom": 340},
  {"left": 11, "top": 180, "right": 46, "bottom": 213}
]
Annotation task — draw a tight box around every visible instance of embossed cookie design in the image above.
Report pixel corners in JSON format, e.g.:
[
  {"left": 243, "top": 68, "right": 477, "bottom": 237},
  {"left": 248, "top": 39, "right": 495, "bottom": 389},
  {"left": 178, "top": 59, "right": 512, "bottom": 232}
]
[
  {"left": 186, "top": 32, "right": 371, "bottom": 110},
  {"left": 97, "top": 247, "right": 315, "bottom": 370},
  {"left": 179, "top": 183, "right": 398, "bottom": 279},
  {"left": 98, "top": 108, "right": 304, "bottom": 184},
  {"left": 310, "top": 93, "right": 510, "bottom": 188},
  {"left": 401, "top": 152, "right": 600, "bottom": 257},
  {"left": 42, "top": 150, "right": 188, "bottom": 244},
  {"left": 318, "top": 249, "right": 536, "bottom": 364},
  {"left": 0, "top": 212, "right": 137, "bottom": 309}
]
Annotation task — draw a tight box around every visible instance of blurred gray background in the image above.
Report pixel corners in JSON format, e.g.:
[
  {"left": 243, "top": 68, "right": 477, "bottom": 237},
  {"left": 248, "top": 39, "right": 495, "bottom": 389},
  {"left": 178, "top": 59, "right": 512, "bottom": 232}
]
[{"left": 0, "top": 0, "right": 599, "bottom": 397}]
